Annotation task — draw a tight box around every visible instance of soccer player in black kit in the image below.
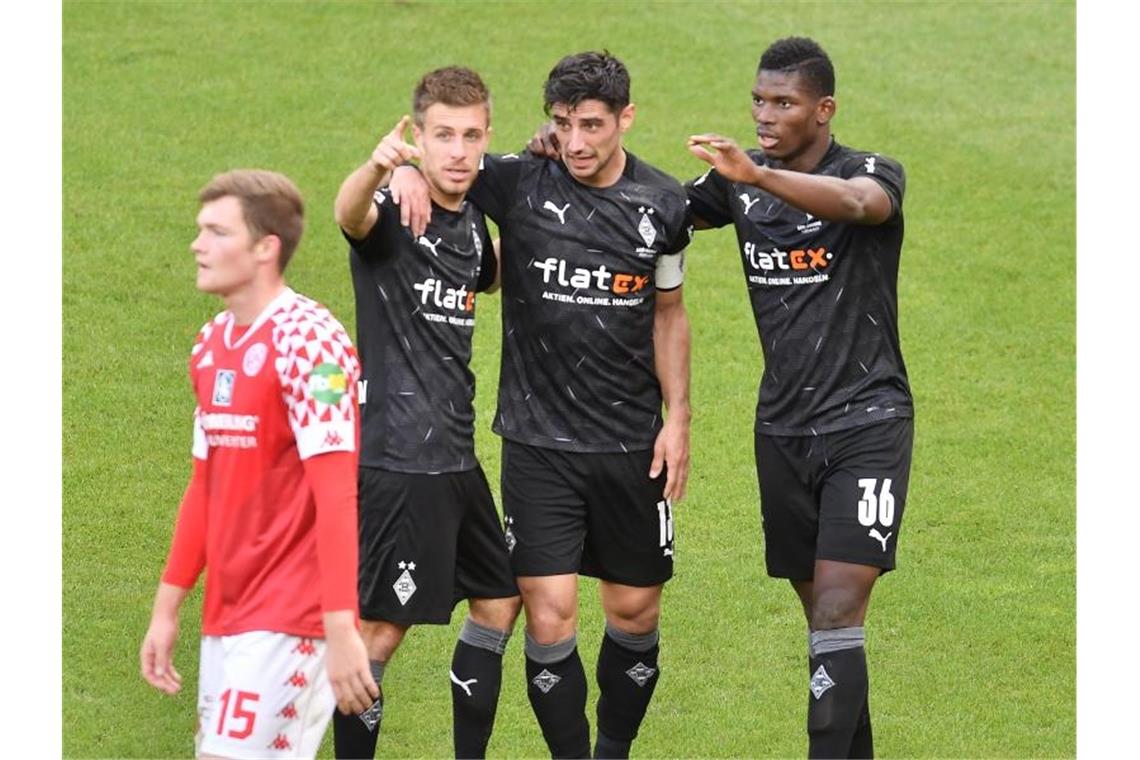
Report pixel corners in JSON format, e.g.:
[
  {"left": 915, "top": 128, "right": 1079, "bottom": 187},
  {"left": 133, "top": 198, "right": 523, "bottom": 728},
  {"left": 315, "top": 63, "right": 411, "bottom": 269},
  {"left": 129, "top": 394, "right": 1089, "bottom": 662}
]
[
  {"left": 686, "top": 38, "right": 914, "bottom": 758},
  {"left": 330, "top": 67, "right": 520, "bottom": 759},
  {"left": 395, "top": 51, "right": 693, "bottom": 759},
  {"left": 482, "top": 52, "right": 692, "bottom": 760}
]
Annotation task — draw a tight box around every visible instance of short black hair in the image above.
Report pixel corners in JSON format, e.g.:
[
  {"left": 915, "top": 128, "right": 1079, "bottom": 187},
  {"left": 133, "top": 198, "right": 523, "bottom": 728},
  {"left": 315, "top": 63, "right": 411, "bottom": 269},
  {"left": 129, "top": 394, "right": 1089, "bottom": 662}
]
[
  {"left": 543, "top": 51, "right": 630, "bottom": 115},
  {"left": 758, "top": 37, "right": 835, "bottom": 97}
]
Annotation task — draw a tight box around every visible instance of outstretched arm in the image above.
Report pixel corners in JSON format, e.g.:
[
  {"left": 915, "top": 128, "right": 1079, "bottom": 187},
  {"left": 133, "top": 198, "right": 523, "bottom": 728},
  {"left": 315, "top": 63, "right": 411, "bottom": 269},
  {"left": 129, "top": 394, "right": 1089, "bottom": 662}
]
[
  {"left": 650, "top": 287, "right": 692, "bottom": 503},
  {"left": 687, "top": 133, "right": 893, "bottom": 225},
  {"left": 335, "top": 115, "right": 422, "bottom": 240}
]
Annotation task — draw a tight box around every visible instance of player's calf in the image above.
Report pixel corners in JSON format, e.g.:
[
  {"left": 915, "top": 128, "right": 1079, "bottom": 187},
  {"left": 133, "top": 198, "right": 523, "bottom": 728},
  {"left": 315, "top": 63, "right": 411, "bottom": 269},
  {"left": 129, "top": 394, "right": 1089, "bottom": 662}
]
[
  {"left": 525, "top": 632, "right": 591, "bottom": 759},
  {"left": 332, "top": 621, "right": 404, "bottom": 759},
  {"left": 332, "top": 659, "right": 385, "bottom": 759},
  {"left": 594, "top": 623, "right": 661, "bottom": 759},
  {"left": 807, "top": 626, "right": 868, "bottom": 759},
  {"left": 451, "top": 615, "right": 515, "bottom": 758}
]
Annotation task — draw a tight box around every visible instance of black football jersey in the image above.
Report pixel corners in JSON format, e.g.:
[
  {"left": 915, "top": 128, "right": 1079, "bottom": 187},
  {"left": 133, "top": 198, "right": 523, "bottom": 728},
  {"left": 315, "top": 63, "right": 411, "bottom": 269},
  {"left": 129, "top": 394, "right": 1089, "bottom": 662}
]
[
  {"left": 686, "top": 138, "right": 913, "bottom": 435},
  {"left": 345, "top": 189, "right": 496, "bottom": 472},
  {"left": 468, "top": 151, "right": 692, "bottom": 453}
]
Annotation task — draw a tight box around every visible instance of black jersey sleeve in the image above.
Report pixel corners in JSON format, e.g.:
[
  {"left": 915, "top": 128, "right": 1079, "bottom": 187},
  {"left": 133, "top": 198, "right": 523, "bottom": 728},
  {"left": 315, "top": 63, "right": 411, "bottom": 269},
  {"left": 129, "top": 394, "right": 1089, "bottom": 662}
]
[
  {"left": 467, "top": 152, "right": 531, "bottom": 223},
  {"left": 475, "top": 221, "right": 497, "bottom": 293},
  {"left": 839, "top": 152, "right": 906, "bottom": 220},
  {"left": 341, "top": 190, "right": 405, "bottom": 264},
  {"left": 684, "top": 166, "right": 737, "bottom": 228},
  {"left": 665, "top": 193, "right": 695, "bottom": 255}
]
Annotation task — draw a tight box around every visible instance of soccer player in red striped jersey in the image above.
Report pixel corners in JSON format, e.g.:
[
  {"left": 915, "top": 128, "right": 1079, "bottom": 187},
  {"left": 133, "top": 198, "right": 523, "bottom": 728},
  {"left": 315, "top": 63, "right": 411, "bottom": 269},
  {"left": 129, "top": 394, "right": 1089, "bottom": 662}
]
[{"left": 139, "top": 169, "right": 378, "bottom": 759}]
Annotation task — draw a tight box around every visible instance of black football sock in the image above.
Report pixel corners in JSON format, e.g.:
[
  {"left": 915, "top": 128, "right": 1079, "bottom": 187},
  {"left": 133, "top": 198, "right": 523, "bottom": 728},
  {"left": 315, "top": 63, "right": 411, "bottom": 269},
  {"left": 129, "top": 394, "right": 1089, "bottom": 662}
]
[
  {"left": 333, "top": 659, "right": 385, "bottom": 759},
  {"left": 451, "top": 617, "right": 512, "bottom": 759},
  {"left": 848, "top": 687, "right": 873, "bottom": 759},
  {"left": 594, "top": 624, "right": 660, "bottom": 759},
  {"left": 525, "top": 632, "right": 591, "bottom": 759},
  {"left": 807, "top": 627, "right": 867, "bottom": 760}
]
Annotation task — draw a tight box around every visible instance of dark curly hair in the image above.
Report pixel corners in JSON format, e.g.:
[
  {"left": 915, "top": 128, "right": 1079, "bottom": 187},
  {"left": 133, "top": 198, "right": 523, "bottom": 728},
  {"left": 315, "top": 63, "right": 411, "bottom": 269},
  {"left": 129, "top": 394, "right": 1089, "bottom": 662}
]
[
  {"left": 543, "top": 51, "right": 630, "bottom": 115},
  {"left": 758, "top": 37, "right": 835, "bottom": 98}
]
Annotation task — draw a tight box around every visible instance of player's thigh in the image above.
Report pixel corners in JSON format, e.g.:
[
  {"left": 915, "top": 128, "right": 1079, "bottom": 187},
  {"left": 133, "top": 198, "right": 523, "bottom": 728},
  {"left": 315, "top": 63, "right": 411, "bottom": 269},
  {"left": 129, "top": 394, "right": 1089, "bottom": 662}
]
[
  {"left": 501, "top": 440, "right": 588, "bottom": 577},
  {"left": 357, "top": 467, "right": 462, "bottom": 625},
  {"left": 581, "top": 448, "right": 673, "bottom": 587},
  {"left": 755, "top": 430, "right": 819, "bottom": 581},
  {"left": 196, "top": 632, "right": 333, "bottom": 760},
  {"left": 453, "top": 464, "right": 519, "bottom": 605},
  {"left": 817, "top": 418, "right": 914, "bottom": 571}
]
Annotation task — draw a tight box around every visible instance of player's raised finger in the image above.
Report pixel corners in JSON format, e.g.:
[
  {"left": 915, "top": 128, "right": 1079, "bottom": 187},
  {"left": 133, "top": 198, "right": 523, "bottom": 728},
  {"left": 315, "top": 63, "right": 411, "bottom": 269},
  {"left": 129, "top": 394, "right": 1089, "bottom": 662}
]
[{"left": 388, "top": 114, "right": 411, "bottom": 141}]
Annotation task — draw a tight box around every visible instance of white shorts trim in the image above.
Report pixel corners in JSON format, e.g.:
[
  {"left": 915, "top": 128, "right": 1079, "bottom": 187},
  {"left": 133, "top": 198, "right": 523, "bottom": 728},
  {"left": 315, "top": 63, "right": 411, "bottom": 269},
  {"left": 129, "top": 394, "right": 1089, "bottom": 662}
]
[{"left": 195, "top": 631, "right": 334, "bottom": 759}]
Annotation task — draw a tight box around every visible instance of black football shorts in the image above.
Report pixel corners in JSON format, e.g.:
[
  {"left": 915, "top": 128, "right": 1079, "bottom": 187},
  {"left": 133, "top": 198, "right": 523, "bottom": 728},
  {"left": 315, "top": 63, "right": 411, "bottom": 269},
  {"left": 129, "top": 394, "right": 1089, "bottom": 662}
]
[
  {"left": 755, "top": 418, "right": 914, "bottom": 580},
  {"left": 500, "top": 440, "right": 674, "bottom": 587},
  {"left": 357, "top": 464, "right": 518, "bottom": 625}
]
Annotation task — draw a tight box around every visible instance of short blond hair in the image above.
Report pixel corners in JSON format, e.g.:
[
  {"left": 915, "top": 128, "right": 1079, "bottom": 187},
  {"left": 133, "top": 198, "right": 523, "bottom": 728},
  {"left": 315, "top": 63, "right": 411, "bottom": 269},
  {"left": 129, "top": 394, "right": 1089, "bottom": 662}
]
[{"left": 198, "top": 169, "right": 305, "bottom": 271}]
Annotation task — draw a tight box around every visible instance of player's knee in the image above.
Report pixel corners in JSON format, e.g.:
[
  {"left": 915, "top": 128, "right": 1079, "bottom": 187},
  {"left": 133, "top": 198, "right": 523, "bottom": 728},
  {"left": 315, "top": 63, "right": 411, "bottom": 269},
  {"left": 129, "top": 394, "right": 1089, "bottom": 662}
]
[
  {"left": 519, "top": 585, "right": 578, "bottom": 642},
  {"left": 601, "top": 585, "right": 661, "bottom": 634},
  {"left": 360, "top": 620, "right": 407, "bottom": 662},
  {"left": 468, "top": 595, "right": 522, "bottom": 633},
  {"left": 524, "top": 604, "right": 577, "bottom": 644},
  {"left": 810, "top": 587, "right": 864, "bottom": 631},
  {"left": 604, "top": 604, "right": 659, "bottom": 635}
]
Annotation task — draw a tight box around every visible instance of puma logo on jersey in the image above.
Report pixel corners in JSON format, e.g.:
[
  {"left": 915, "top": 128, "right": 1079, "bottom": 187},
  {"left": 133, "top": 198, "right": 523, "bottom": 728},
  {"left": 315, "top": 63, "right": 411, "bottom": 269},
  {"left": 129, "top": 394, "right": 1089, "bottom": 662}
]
[
  {"left": 738, "top": 193, "right": 761, "bottom": 214},
  {"left": 543, "top": 200, "right": 571, "bottom": 224},
  {"left": 868, "top": 528, "right": 892, "bottom": 552},
  {"left": 417, "top": 236, "right": 443, "bottom": 256},
  {"left": 450, "top": 671, "right": 478, "bottom": 697},
  {"left": 864, "top": 156, "right": 877, "bottom": 174}
]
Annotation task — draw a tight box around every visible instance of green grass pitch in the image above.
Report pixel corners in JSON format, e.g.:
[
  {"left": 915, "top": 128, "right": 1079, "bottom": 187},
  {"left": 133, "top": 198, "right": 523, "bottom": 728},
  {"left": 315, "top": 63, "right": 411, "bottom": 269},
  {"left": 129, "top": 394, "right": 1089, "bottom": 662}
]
[{"left": 63, "top": 2, "right": 1074, "bottom": 757}]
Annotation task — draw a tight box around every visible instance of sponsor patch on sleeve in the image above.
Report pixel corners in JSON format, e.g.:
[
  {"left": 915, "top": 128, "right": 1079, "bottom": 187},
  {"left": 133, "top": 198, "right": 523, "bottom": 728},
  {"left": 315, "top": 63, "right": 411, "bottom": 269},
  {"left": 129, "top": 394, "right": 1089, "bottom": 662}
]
[{"left": 308, "top": 362, "right": 348, "bottom": 405}]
